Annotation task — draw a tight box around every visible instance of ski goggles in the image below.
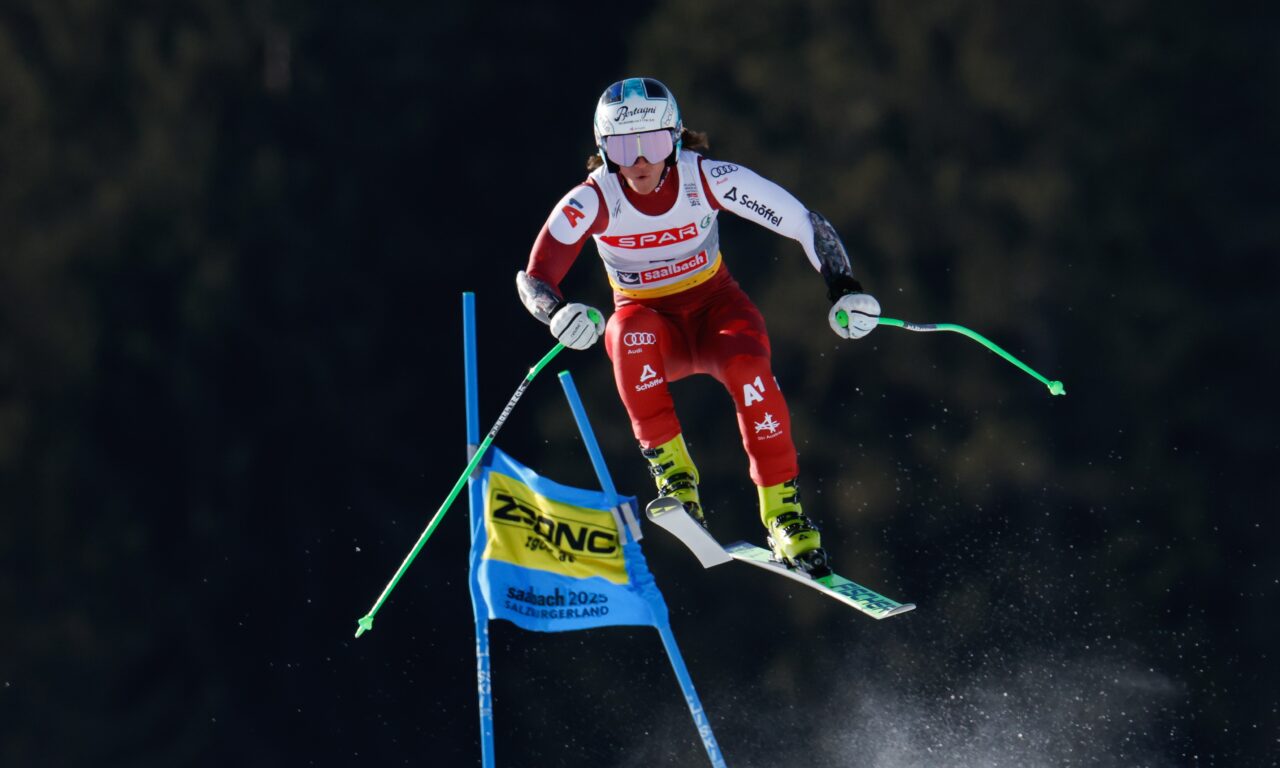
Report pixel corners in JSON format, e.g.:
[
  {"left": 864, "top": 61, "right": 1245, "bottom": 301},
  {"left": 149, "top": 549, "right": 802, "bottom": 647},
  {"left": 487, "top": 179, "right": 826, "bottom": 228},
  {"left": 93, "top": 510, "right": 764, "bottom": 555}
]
[{"left": 602, "top": 129, "right": 675, "bottom": 166}]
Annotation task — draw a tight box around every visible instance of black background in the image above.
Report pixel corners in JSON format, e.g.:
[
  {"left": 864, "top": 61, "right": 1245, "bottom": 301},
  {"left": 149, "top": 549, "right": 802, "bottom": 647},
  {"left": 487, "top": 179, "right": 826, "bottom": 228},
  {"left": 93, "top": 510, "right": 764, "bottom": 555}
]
[{"left": 2, "top": 1, "right": 1277, "bottom": 766}]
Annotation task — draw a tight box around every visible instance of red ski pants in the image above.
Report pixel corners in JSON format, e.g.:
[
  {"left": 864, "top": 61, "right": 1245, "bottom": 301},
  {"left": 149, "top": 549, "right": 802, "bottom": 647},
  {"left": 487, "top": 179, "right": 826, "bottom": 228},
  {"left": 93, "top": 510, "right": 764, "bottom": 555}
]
[{"left": 604, "top": 273, "right": 798, "bottom": 487}]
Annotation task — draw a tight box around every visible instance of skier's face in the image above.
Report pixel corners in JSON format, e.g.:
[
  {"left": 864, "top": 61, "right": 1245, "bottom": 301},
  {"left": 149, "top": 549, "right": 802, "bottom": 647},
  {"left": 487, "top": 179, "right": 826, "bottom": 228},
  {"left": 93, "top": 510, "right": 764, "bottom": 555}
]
[{"left": 618, "top": 156, "right": 665, "bottom": 195}]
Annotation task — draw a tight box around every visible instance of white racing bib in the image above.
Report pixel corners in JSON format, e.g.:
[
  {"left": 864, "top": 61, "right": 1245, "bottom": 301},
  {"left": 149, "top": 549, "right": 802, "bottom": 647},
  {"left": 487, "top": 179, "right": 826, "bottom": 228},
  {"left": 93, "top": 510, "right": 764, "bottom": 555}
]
[
  {"left": 590, "top": 151, "right": 723, "bottom": 298},
  {"left": 588, "top": 152, "right": 823, "bottom": 298}
]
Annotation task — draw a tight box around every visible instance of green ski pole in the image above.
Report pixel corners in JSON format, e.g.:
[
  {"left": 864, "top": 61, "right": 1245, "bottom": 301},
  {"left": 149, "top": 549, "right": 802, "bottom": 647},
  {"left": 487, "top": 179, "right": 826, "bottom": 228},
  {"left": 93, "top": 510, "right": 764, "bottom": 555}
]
[
  {"left": 354, "top": 338, "right": 573, "bottom": 638},
  {"left": 835, "top": 309, "right": 1066, "bottom": 396}
]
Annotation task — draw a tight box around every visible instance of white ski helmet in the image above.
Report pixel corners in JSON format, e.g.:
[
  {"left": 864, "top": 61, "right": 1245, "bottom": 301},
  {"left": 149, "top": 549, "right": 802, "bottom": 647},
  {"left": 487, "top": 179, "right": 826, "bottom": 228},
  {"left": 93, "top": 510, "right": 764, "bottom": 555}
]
[{"left": 593, "top": 77, "right": 683, "bottom": 168}]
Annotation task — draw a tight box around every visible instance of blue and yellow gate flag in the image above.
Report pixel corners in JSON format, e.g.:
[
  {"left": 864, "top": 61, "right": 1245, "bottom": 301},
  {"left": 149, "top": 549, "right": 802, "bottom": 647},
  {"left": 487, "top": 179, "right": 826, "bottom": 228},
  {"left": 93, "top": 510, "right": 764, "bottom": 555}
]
[{"left": 469, "top": 446, "right": 662, "bottom": 633}]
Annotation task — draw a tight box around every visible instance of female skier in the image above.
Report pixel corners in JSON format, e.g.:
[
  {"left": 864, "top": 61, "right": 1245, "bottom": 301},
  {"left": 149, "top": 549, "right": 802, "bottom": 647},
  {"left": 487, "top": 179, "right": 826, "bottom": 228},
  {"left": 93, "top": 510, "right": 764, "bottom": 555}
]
[{"left": 517, "top": 77, "right": 880, "bottom": 575}]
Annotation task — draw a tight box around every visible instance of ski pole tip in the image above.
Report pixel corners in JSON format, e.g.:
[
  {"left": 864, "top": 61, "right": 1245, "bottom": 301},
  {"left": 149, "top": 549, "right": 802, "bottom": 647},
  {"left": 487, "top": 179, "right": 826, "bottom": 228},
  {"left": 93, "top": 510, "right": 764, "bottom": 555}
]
[
  {"left": 1047, "top": 380, "right": 1066, "bottom": 396},
  {"left": 354, "top": 615, "right": 374, "bottom": 638}
]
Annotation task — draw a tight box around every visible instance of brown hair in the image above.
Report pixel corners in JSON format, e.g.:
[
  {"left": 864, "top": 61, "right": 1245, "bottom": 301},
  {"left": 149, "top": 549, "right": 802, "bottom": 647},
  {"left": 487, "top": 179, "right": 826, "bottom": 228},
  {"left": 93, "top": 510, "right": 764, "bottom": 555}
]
[{"left": 586, "top": 127, "right": 711, "bottom": 171}]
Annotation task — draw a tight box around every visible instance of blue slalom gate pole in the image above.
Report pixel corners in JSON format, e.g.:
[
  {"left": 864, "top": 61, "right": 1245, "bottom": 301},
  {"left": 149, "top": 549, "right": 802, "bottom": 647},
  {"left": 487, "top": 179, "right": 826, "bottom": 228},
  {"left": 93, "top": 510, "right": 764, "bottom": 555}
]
[
  {"left": 463, "top": 293, "right": 496, "bottom": 768},
  {"left": 557, "top": 370, "right": 620, "bottom": 501},
  {"left": 655, "top": 622, "right": 726, "bottom": 768},
  {"left": 557, "top": 371, "right": 728, "bottom": 768}
]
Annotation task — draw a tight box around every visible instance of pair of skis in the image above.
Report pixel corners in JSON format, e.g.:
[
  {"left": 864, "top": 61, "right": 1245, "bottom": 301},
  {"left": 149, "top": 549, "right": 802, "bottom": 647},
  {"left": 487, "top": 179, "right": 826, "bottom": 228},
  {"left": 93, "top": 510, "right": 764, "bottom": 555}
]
[{"left": 644, "top": 497, "right": 915, "bottom": 620}]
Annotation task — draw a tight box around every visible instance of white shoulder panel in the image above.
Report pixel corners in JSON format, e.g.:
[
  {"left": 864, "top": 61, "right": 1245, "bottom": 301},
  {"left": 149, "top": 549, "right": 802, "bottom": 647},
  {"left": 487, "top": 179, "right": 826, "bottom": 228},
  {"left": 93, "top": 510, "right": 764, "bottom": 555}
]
[
  {"left": 701, "top": 159, "right": 820, "bottom": 270},
  {"left": 546, "top": 184, "right": 601, "bottom": 245}
]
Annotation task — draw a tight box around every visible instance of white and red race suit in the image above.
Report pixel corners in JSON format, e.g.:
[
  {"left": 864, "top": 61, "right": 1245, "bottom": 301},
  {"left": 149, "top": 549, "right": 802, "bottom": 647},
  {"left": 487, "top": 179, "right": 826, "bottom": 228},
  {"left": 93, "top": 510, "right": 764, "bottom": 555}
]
[{"left": 525, "top": 150, "right": 825, "bottom": 487}]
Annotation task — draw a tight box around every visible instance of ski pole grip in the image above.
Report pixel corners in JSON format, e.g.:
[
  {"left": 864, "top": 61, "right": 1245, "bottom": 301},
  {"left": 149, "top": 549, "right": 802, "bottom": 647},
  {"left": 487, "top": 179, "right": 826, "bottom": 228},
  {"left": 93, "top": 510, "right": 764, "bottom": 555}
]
[{"left": 834, "top": 308, "right": 876, "bottom": 330}]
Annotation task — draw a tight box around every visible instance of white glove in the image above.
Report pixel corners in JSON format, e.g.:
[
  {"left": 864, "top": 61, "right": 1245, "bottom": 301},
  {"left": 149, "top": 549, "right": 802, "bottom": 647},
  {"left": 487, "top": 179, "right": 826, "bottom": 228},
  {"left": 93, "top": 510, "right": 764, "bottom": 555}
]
[
  {"left": 550, "top": 302, "right": 605, "bottom": 350},
  {"left": 829, "top": 292, "right": 881, "bottom": 339}
]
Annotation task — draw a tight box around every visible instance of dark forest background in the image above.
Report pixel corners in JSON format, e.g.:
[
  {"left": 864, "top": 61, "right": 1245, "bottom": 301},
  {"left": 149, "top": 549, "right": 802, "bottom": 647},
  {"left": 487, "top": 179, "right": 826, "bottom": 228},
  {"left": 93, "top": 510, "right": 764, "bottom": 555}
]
[{"left": 2, "top": 1, "right": 1277, "bottom": 766}]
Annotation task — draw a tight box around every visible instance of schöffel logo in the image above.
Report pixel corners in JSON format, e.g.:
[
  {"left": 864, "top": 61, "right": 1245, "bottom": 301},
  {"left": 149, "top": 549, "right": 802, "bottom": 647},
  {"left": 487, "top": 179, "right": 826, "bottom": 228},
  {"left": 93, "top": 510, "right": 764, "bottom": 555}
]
[
  {"left": 635, "top": 376, "right": 665, "bottom": 392},
  {"left": 723, "top": 187, "right": 783, "bottom": 227},
  {"left": 635, "top": 364, "right": 664, "bottom": 391},
  {"left": 623, "top": 332, "right": 656, "bottom": 346},
  {"left": 709, "top": 163, "right": 739, "bottom": 179},
  {"left": 600, "top": 223, "right": 699, "bottom": 249}
]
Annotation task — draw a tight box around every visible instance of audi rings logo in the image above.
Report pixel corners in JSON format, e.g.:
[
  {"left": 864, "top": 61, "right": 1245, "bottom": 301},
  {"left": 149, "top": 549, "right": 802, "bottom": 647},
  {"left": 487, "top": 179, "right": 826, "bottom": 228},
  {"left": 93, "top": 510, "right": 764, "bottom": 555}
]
[
  {"left": 709, "top": 163, "right": 739, "bottom": 178},
  {"left": 623, "top": 332, "right": 656, "bottom": 347}
]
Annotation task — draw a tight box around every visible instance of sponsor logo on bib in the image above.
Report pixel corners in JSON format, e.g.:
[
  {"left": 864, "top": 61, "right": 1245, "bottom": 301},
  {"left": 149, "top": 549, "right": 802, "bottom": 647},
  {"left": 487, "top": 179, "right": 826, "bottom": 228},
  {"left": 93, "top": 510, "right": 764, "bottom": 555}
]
[
  {"left": 635, "top": 251, "right": 708, "bottom": 286},
  {"left": 600, "top": 223, "right": 699, "bottom": 249}
]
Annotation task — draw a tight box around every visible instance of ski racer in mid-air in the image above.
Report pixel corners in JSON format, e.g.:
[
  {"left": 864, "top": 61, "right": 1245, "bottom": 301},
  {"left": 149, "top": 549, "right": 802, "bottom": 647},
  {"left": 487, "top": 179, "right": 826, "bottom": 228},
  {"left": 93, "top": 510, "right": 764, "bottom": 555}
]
[{"left": 517, "top": 77, "right": 880, "bottom": 576}]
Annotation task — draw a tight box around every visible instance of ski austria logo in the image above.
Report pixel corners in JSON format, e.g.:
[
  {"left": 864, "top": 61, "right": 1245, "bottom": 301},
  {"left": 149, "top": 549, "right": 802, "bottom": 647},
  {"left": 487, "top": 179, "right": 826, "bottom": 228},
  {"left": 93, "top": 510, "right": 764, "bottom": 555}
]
[
  {"left": 753, "top": 412, "right": 782, "bottom": 439},
  {"left": 624, "top": 332, "right": 656, "bottom": 347}
]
